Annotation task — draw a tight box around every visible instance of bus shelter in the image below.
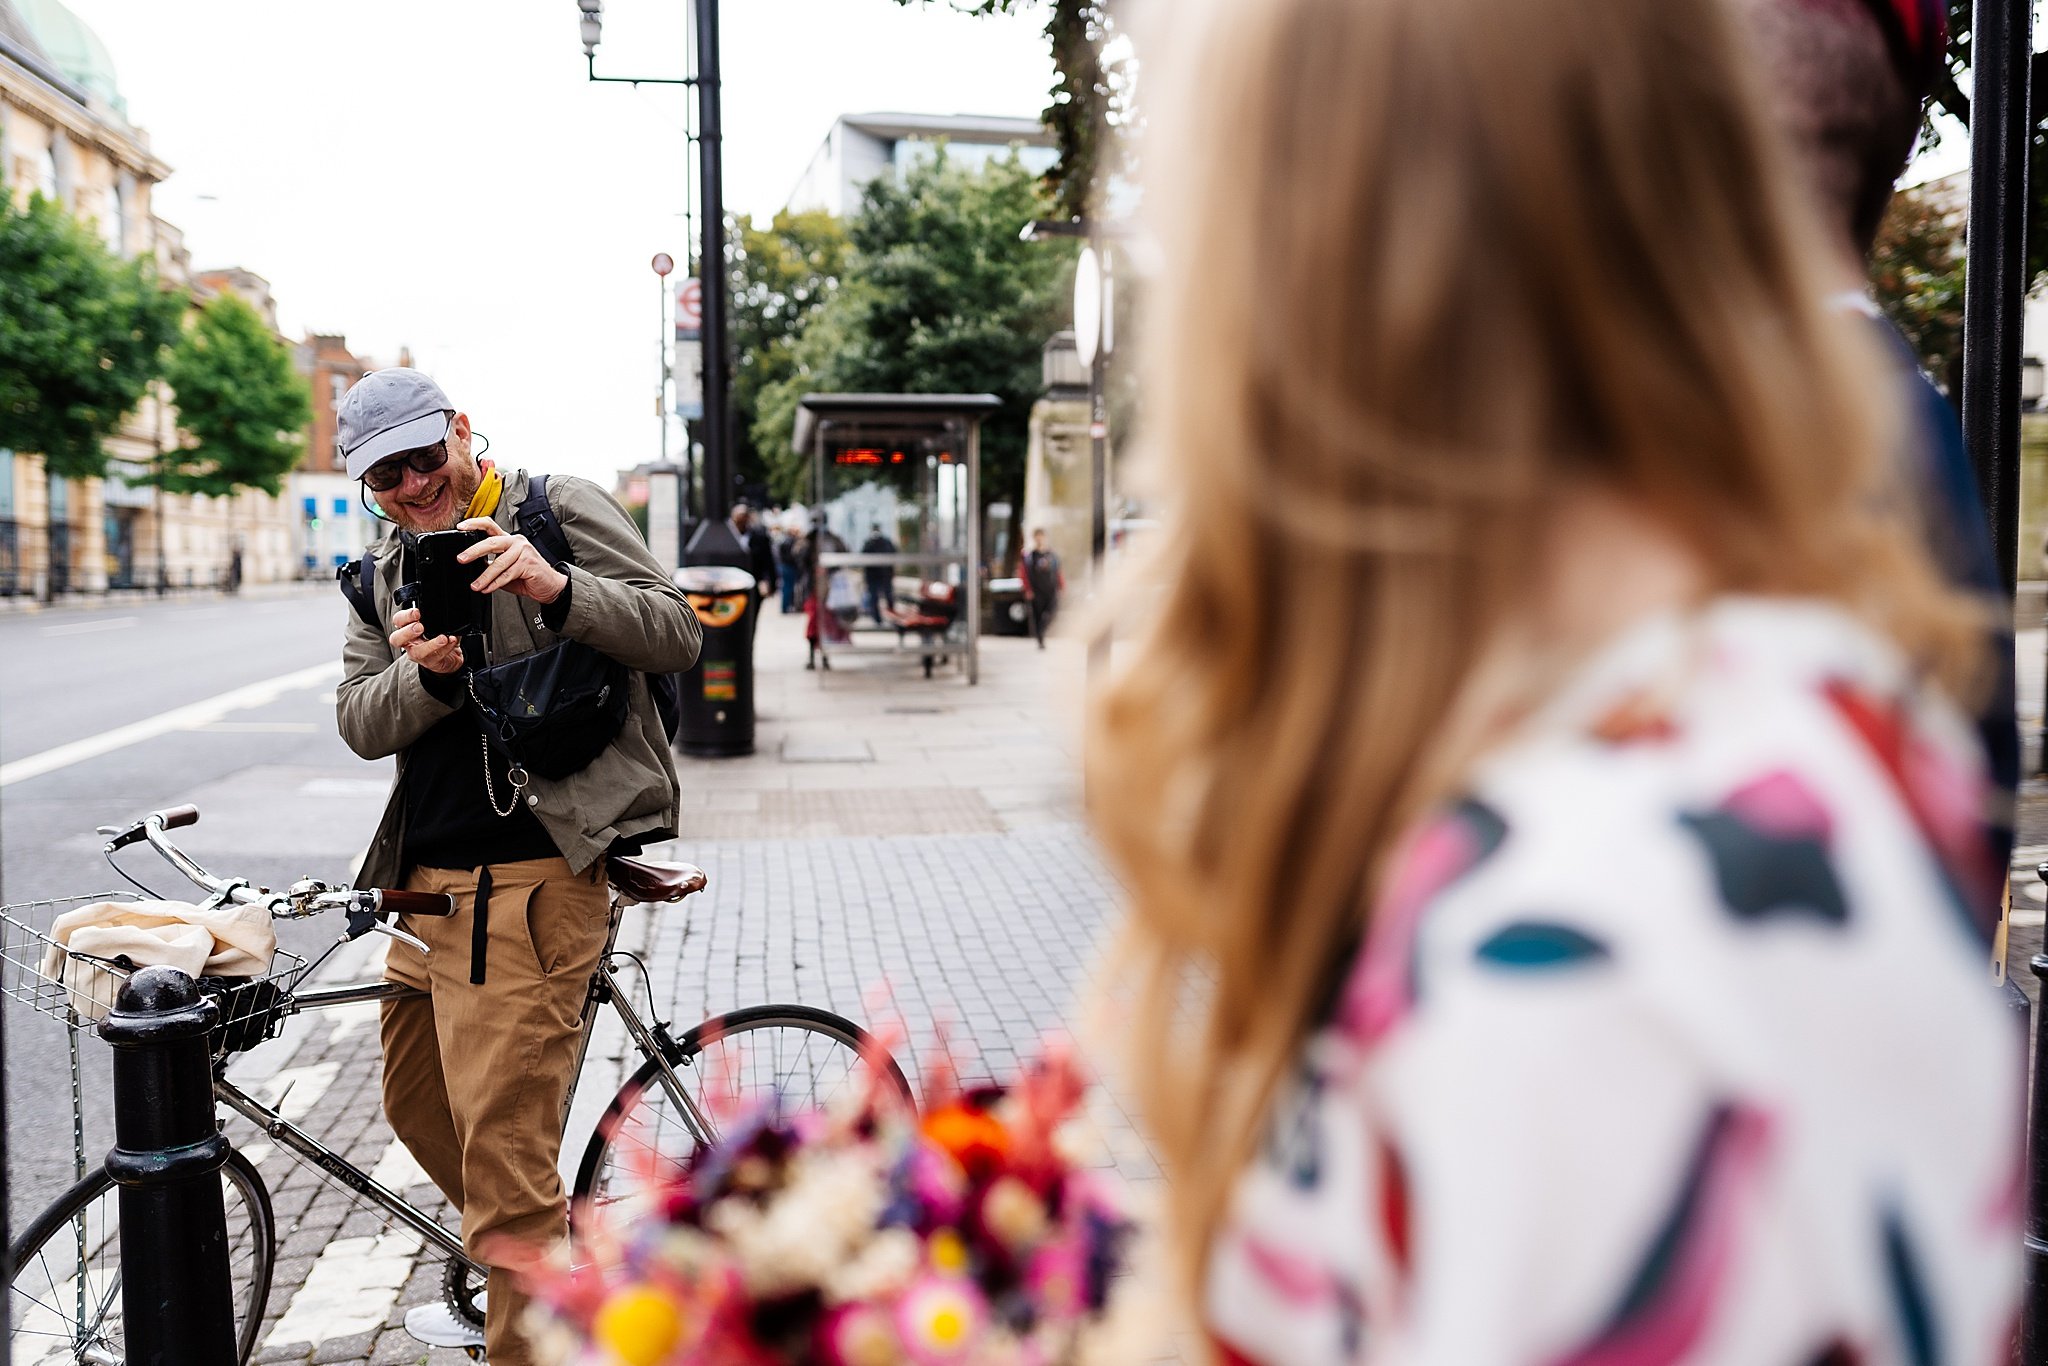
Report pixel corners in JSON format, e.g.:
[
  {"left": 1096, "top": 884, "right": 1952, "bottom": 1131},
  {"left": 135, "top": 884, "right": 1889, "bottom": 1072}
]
[{"left": 792, "top": 393, "right": 1000, "bottom": 683}]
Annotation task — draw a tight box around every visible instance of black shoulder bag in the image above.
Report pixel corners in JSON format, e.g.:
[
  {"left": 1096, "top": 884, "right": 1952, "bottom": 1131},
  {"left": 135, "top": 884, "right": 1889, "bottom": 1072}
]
[{"left": 463, "top": 479, "right": 630, "bottom": 782}]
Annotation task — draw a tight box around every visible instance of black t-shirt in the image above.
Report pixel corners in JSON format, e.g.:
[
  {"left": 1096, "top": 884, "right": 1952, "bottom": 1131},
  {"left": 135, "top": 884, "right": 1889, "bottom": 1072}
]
[{"left": 401, "top": 655, "right": 559, "bottom": 873}]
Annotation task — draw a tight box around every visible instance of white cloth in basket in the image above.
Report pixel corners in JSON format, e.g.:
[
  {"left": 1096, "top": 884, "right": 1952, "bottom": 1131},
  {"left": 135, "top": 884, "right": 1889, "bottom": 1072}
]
[{"left": 39, "top": 898, "right": 277, "bottom": 1021}]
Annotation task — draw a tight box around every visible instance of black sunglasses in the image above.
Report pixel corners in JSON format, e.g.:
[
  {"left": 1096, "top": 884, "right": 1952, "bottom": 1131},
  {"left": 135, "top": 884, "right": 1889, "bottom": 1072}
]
[{"left": 361, "top": 433, "right": 452, "bottom": 492}]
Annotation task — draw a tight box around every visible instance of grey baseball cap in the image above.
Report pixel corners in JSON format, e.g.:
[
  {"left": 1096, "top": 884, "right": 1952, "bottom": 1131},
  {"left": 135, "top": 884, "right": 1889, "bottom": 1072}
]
[{"left": 337, "top": 368, "right": 455, "bottom": 480}]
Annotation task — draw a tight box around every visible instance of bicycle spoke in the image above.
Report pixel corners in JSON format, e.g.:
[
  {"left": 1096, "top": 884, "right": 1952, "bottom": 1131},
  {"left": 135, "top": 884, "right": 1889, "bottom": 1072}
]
[{"left": 579, "top": 1009, "right": 912, "bottom": 1220}]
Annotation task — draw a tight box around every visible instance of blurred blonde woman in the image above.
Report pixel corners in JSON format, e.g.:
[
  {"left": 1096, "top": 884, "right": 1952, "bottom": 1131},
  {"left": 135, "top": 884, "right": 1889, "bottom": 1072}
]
[{"left": 1089, "top": 0, "right": 2022, "bottom": 1361}]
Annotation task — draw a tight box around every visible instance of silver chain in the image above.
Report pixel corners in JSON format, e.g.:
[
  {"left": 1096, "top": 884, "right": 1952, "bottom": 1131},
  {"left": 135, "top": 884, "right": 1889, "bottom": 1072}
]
[{"left": 479, "top": 735, "right": 529, "bottom": 818}]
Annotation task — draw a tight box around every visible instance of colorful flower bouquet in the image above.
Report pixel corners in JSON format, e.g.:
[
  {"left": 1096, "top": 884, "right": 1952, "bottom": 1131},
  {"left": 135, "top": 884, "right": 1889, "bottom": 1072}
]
[{"left": 524, "top": 1040, "right": 1134, "bottom": 1366}]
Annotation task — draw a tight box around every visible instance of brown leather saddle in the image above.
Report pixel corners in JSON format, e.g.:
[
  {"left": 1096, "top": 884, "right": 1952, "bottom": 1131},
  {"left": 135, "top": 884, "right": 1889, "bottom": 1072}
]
[{"left": 604, "top": 854, "right": 708, "bottom": 904}]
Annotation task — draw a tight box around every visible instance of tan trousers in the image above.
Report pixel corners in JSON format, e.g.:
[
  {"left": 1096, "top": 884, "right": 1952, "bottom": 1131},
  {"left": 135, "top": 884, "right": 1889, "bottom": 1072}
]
[{"left": 380, "top": 857, "right": 611, "bottom": 1366}]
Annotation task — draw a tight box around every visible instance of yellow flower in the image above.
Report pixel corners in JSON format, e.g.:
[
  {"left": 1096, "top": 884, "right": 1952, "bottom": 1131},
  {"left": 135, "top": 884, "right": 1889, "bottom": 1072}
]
[
  {"left": 928, "top": 1229, "right": 971, "bottom": 1276},
  {"left": 593, "top": 1284, "right": 685, "bottom": 1366}
]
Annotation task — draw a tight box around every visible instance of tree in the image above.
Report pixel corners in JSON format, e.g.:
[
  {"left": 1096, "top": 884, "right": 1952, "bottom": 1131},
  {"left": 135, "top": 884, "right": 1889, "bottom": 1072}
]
[
  {"left": 0, "top": 192, "right": 184, "bottom": 481},
  {"left": 890, "top": 0, "right": 1130, "bottom": 220},
  {"left": 150, "top": 292, "right": 311, "bottom": 499},
  {"left": 1870, "top": 182, "right": 1968, "bottom": 398},
  {"left": 728, "top": 210, "right": 851, "bottom": 494},
  {"left": 752, "top": 151, "right": 1076, "bottom": 511}
]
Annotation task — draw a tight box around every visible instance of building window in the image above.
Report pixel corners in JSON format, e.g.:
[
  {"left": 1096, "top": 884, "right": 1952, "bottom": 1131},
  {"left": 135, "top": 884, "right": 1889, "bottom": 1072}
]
[
  {"left": 332, "top": 497, "right": 349, "bottom": 520},
  {"left": 330, "top": 373, "right": 347, "bottom": 409},
  {"left": 99, "top": 184, "right": 124, "bottom": 253},
  {"left": 0, "top": 451, "right": 13, "bottom": 518},
  {"left": 33, "top": 143, "right": 56, "bottom": 201}
]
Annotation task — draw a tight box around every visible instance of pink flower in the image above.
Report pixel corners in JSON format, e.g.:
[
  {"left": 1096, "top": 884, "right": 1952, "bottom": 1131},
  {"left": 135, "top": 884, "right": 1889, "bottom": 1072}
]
[
  {"left": 1027, "top": 1236, "right": 1087, "bottom": 1322},
  {"left": 894, "top": 1275, "right": 987, "bottom": 1364},
  {"left": 822, "top": 1303, "right": 905, "bottom": 1366}
]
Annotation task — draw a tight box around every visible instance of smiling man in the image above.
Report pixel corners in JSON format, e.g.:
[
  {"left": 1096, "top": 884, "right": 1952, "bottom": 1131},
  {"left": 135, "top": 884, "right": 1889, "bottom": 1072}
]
[{"left": 332, "top": 367, "right": 701, "bottom": 1363}]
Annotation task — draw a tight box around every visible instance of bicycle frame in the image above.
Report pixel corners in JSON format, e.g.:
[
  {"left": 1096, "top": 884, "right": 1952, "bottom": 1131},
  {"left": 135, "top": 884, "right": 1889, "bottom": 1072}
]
[{"left": 207, "top": 892, "right": 723, "bottom": 1281}]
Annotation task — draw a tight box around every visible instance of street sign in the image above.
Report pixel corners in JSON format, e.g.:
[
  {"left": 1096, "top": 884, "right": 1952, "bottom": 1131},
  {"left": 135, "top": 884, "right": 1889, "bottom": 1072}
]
[
  {"left": 1074, "top": 248, "right": 1100, "bottom": 366},
  {"left": 675, "top": 277, "right": 703, "bottom": 342},
  {"left": 651, "top": 252, "right": 674, "bottom": 277},
  {"left": 674, "top": 339, "right": 704, "bottom": 420}
]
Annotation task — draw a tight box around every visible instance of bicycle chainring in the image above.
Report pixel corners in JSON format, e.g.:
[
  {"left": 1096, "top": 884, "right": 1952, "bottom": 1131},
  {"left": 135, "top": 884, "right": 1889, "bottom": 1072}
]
[{"left": 443, "top": 1256, "right": 487, "bottom": 1331}]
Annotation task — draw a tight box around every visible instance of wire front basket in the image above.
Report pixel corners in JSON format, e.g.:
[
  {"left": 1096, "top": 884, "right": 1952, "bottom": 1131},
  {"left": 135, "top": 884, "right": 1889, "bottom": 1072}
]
[{"left": 0, "top": 892, "right": 309, "bottom": 1056}]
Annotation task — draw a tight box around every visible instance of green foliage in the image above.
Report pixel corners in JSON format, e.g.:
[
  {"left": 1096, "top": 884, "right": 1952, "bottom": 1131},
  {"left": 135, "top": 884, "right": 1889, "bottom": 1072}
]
[
  {"left": 151, "top": 291, "right": 311, "bottom": 499},
  {"left": 889, "top": 0, "right": 1127, "bottom": 219},
  {"left": 728, "top": 210, "right": 851, "bottom": 493},
  {"left": 751, "top": 151, "right": 1076, "bottom": 508},
  {"left": 0, "top": 192, "right": 184, "bottom": 481},
  {"left": 1870, "top": 183, "right": 1966, "bottom": 396}
]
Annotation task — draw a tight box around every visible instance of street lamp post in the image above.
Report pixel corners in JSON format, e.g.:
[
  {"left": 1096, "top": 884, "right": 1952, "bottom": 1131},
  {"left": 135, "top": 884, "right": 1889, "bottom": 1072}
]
[
  {"left": 575, "top": 0, "right": 744, "bottom": 568},
  {"left": 1022, "top": 217, "right": 1110, "bottom": 692},
  {"left": 648, "top": 252, "right": 685, "bottom": 569}
]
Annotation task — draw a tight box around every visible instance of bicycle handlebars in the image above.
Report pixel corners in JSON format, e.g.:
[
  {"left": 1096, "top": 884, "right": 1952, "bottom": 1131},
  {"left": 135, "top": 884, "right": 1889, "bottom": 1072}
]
[
  {"left": 373, "top": 888, "right": 458, "bottom": 918},
  {"left": 100, "top": 806, "right": 456, "bottom": 955}
]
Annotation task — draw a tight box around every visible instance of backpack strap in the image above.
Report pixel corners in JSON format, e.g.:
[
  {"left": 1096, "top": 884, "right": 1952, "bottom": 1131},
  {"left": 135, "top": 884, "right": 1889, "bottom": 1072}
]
[
  {"left": 337, "top": 551, "right": 381, "bottom": 630},
  {"left": 516, "top": 474, "right": 574, "bottom": 568}
]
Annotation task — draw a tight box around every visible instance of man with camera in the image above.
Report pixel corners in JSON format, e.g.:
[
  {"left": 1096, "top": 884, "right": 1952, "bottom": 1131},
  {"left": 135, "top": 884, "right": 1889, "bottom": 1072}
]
[{"left": 332, "top": 368, "right": 701, "bottom": 1363}]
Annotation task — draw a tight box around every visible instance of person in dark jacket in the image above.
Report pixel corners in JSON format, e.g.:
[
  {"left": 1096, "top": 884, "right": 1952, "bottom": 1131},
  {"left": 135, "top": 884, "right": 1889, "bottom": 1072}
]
[
  {"left": 1022, "top": 528, "right": 1064, "bottom": 650},
  {"left": 1735, "top": 0, "right": 2018, "bottom": 932},
  {"left": 860, "top": 524, "right": 898, "bottom": 622},
  {"left": 729, "top": 503, "right": 778, "bottom": 606}
]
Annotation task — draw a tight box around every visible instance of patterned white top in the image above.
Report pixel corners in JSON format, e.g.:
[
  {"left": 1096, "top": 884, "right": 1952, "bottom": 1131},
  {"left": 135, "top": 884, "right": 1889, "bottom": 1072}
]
[{"left": 1207, "top": 597, "right": 2021, "bottom": 1366}]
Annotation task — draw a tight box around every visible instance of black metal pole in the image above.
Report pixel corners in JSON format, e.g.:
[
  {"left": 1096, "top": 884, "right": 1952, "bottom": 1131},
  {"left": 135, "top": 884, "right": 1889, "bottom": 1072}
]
[
  {"left": 696, "top": 0, "right": 728, "bottom": 510},
  {"left": 682, "top": 0, "right": 744, "bottom": 569},
  {"left": 102, "top": 967, "right": 238, "bottom": 1365},
  {"left": 1962, "top": 0, "right": 2031, "bottom": 597},
  {"left": 2024, "top": 956, "right": 2048, "bottom": 1361}
]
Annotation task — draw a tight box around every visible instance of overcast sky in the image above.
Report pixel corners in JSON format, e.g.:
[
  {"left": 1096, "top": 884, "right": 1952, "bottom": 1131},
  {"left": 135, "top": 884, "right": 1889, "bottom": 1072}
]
[{"left": 56, "top": 0, "right": 1057, "bottom": 486}]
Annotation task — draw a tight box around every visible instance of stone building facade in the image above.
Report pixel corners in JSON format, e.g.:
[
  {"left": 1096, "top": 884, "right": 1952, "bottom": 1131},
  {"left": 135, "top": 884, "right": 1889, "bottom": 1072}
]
[{"left": 0, "top": 0, "right": 299, "bottom": 597}]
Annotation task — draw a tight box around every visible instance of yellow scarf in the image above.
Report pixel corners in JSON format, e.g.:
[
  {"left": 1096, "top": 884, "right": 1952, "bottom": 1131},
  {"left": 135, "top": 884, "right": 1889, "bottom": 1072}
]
[{"left": 465, "top": 460, "right": 503, "bottom": 523}]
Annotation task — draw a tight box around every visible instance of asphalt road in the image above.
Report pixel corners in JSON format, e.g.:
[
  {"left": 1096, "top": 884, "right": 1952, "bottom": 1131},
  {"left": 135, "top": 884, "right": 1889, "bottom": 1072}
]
[{"left": 0, "top": 587, "right": 393, "bottom": 1231}]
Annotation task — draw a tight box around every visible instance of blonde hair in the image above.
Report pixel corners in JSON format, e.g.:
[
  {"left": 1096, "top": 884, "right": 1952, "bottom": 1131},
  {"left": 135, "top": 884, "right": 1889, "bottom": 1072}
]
[{"left": 1088, "top": 0, "right": 1981, "bottom": 1308}]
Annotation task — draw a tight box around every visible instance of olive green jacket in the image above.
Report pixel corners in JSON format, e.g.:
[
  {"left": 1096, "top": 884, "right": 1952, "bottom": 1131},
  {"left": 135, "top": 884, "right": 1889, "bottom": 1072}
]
[{"left": 338, "top": 468, "right": 702, "bottom": 888}]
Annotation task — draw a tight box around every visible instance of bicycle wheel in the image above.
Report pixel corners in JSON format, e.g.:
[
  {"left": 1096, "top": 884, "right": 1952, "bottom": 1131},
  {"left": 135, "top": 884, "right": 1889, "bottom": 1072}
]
[
  {"left": 9, "top": 1148, "right": 274, "bottom": 1366},
  {"left": 572, "top": 1004, "right": 914, "bottom": 1213}
]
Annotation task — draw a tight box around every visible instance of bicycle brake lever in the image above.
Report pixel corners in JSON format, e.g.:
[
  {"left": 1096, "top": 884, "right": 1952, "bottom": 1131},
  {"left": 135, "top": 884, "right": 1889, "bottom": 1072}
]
[{"left": 370, "top": 920, "right": 430, "bottom": 956}]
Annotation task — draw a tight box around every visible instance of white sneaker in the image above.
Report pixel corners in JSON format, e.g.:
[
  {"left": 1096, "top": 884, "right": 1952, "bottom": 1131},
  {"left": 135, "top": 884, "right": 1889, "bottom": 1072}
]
[{"left": 404, "top": 1299, "right": 487, "bottom": 1352}]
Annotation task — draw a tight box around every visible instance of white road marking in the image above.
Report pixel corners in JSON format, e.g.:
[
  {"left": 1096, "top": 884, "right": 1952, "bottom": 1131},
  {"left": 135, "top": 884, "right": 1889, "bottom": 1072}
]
[
  {"left": 0, "top": 660, "right": 339, "bottom": 787},
  {"left": 369, "top": 1136, "right": 432, "bottom": 1193},
  {"left": 240, "top": 1141, "right": 276, "bottom": 1169},
  {"left": 190, "top": 721, "right": 320, "bottom": 734},
  {"left": 262, "top": 1229, "right": 422, "bottom": 1348},
  {"left": 255, "top": 1061, "right": 338, "bottom": 1122},
  {"left": 299, "top": 777, "right": 390, "bottom": 798},
  {"left": 326, "top": 1000, "right": 381, "bottom": 1044},
  {"left": 39, "top": 616, "right": 136, "bottom": 637}
]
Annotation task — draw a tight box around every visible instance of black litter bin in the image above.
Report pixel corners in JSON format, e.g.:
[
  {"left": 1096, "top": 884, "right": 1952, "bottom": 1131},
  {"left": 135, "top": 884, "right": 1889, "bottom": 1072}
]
[{"left": 674, "top": 564, "right": 757, "bottom": 757}]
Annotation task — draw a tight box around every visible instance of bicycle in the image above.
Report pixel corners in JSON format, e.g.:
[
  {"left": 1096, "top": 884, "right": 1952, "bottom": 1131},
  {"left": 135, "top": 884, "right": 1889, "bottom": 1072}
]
[{"left": 5, "top": 804, "right": 915, "bottom": 1365}]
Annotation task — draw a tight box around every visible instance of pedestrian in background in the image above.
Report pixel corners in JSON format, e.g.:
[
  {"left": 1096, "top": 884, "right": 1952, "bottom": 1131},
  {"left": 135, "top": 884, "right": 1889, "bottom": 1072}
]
[
  {"left": 728, "top": 502, "right": 778, "bottom": 605},
  {"left": 1732, "top": 0, "right": 2018, "bottom": 888},
  {"left": 861, "top": 522, "right": 898, "bottom": 622},
  {"left": 774, "top": 516, "right": 800, "bottom": 613},
  {"left": 1022, "top": 527, "right": 1063, "bottom": 649},
  {"left": 332, "top": 368, "right": 701, "bottom": 1365},
  {"left": 1089, "top": 0, "right": 2019, "bottom": 1361},
  {"left": 802, "top": 519, "right": 849, "bottom": 670}
]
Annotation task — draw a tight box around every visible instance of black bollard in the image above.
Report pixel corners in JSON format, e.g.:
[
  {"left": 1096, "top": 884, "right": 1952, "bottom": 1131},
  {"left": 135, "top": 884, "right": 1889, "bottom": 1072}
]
[{"left": 101, "top": 966, "right": 238, "bottom": 1365}]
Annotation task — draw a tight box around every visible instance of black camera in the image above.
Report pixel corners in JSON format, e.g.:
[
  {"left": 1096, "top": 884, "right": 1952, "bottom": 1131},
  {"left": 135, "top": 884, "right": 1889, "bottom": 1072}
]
[{"left": 409, "top": 528, "right": 490, "bottom": 643}]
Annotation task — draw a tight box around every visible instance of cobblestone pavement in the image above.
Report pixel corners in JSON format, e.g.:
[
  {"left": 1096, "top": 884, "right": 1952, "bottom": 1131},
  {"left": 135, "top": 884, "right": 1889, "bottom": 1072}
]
[{"left": 218, "top": 608, "right": 1148, "bottom": 1364}]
